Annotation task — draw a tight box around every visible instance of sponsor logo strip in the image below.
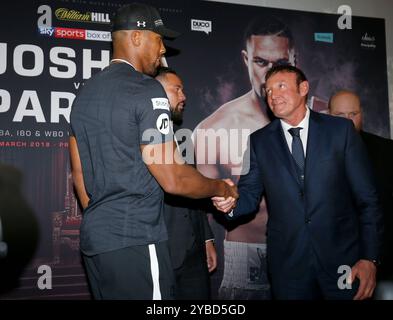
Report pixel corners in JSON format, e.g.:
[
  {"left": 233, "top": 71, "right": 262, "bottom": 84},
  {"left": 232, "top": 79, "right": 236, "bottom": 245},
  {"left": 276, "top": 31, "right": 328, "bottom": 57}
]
[
  {"left": 55, "top": 8, "right": 111, "bottom": 24},
  {"left": 85, "top": 30, "right": 111, "bottom": 42},
  {"left": 38, "top": 27, "right": 111, "bottom": 42},
  {"left": 55, "top": 27, "right": 85, "bottom": 40},
  {"left": 38, "top": 26, "right": 55, "bottom": 37}
]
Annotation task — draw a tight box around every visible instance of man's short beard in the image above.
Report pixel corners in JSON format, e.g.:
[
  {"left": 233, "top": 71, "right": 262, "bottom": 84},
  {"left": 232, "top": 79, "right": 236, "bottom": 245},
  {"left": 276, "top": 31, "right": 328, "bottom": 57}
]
[{"left": 171, "top": 109, "right": 183, "bottom": 125}]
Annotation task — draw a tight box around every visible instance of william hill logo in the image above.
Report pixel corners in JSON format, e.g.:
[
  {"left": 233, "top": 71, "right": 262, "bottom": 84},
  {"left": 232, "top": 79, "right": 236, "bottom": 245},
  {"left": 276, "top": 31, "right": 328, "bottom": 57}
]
[{"left": 55, "top": 8, "right": 110, "bottom": 24}]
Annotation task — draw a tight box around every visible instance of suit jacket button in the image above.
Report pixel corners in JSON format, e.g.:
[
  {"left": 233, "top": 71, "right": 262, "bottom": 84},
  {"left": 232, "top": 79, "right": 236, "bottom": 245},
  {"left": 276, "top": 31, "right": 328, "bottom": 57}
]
[{"left": 305, "top": 218, "right": 311, "bottom": 224}]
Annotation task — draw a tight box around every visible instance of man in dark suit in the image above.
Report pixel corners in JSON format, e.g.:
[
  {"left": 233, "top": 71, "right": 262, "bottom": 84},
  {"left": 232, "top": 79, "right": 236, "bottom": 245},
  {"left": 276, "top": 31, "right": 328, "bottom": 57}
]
[
  {"left": 156, "top": 67, "right": 216, "bottom": 299},
  {"left": 213, "top": 65, "right": 382, "bottom": 300},
  {"left": 329, "top": 90, "right": 393, "bottom": 282}
]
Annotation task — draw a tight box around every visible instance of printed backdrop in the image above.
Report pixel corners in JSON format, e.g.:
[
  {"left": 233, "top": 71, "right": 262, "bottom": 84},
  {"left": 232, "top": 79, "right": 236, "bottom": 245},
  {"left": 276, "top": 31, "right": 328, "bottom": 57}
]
[{"left": 0, "top": 0, "right": 389, "bottom": 299}]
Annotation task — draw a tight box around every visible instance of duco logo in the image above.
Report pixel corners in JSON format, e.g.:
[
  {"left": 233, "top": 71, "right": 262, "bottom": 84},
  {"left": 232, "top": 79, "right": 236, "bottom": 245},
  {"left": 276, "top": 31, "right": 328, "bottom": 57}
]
[
  {"left": 191, "top": 19, "right": 212, "bottom": 35},
  {"left": 193, "top": 21, "right": 209, "bottom": 28}
]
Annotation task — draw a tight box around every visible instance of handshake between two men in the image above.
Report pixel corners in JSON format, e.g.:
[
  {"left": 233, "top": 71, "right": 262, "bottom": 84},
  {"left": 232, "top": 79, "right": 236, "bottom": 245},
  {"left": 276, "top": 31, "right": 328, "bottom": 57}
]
[
  {"left": 216, "top": 179, "right": 239, "bottom": 205},
  {"left": 142, "top": 140, "right": 239, "bottom": 206},
  {"left": 212, "top": 179, "right": 238, "bottom": 214}
]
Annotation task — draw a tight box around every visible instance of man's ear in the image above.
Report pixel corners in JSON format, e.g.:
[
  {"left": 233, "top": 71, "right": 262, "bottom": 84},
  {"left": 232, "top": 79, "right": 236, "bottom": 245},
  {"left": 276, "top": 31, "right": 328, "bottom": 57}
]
[
  {"left": 299, "top": 80, "right": 309, "bottom": 97},
  {"left": 241, "top": 50, "right": 249, "bottom": 67},
  {"left": 130, "top": 30, "right": 142, "bottom": 47}
]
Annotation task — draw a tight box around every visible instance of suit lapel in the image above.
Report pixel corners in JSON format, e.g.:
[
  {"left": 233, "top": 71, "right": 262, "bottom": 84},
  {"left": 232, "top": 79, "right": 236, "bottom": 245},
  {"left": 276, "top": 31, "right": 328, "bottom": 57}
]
[
  {"left": 268, "top": 120, "right": 301, "bottom": 183},
  {"left": 304, "top": 111, "right": 322, "bottom": 178}
]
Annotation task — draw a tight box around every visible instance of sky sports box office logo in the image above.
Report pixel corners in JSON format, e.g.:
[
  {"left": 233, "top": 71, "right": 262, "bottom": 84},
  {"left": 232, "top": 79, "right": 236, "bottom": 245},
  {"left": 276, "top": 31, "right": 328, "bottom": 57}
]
[
  {"left": 38, "top": 26, "right": 111, "bottom": 42},
  {"left": 37, "top": 5, "right": 111, "bottom": 42}
]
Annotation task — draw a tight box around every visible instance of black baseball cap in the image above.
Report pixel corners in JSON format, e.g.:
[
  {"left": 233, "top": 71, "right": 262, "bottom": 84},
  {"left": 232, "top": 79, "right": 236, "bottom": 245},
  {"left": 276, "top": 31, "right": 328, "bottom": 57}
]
[{"left": 111, "top": 3, "right": 180, "bottom": 39}]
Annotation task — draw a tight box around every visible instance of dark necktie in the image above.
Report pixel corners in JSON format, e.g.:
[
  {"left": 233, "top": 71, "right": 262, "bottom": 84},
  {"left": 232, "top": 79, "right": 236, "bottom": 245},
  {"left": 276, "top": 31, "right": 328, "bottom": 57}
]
[{"left": 288, "top": 127, "right": 305, "bottom": 173}]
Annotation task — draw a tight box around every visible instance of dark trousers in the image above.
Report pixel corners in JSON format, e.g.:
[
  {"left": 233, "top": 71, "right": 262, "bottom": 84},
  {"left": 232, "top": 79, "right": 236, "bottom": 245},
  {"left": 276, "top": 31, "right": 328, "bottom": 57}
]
[
  {"left": 83, "top": 242, "right": 175, "bottom": 300},
  {"left": 272, "top": 249, "right": 359, "bottom": 300},
  {"left": 174, "top": 241, "right": 210, "bottom": 300}
]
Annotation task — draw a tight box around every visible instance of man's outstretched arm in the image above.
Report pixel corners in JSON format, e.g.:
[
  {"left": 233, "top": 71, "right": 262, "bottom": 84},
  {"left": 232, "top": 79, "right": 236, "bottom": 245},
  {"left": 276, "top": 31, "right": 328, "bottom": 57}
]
[{"left": 141, "top": 141, "right": 238, "bottom": 200}]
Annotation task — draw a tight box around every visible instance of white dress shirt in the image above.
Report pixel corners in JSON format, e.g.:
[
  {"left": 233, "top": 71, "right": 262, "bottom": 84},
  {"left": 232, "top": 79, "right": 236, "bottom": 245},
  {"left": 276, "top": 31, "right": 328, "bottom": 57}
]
[{"left": 280, "top": 107, "right": 310, "bottom": 157}]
